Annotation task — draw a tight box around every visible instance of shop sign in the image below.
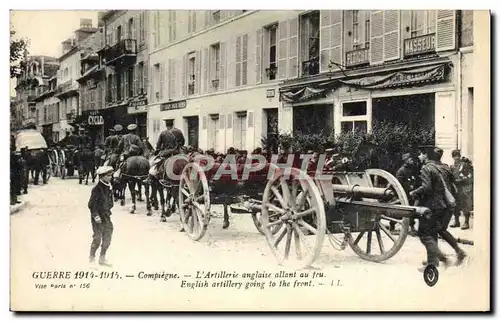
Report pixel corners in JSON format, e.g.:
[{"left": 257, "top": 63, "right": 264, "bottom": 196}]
[
  {"left": 86, "top": 110, "right": 104, "bottom": 126},
  {"left": 346, "top": 48, "right": 370, "bottom": 67},
  {"left": 160, "top": 100, "right": 187, "bottom": 111},
  {"left": 404, "top": 33, "right": 436, "bottom": 57},
  {"left": 128, "top": 98, "right": 148, "bottom": 114},
  {"left": 266, "top": 89, "right": 275, "bottom": 98}
]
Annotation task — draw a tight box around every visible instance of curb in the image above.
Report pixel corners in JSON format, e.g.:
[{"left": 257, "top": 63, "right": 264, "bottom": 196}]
[{"left": 10, "top": 200, "right": 29, "bottom": 215}]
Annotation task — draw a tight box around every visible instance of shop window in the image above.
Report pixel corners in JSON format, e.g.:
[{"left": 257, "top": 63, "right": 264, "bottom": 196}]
[
  {"left": 343, "top": 101, "right": 367, "bottom": 116},
  {"left": 340, "top": 100, "right": 369, "bottom": 134}
]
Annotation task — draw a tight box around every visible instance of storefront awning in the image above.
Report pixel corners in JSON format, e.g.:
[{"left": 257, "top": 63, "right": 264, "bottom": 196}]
[{"left": 280, "top": 81, "right": 334, "bottom": 103}]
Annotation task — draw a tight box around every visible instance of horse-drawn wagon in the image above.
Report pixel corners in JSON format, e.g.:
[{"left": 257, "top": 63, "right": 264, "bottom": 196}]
[
  {"left": 15, "top": 129, "right": 51, "bottom": 185},
  {"left": 174, "top": 143, "right": 429, "bottom": 268}
]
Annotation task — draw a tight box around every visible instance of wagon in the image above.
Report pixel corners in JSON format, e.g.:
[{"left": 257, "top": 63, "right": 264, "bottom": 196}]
[{"left": 176, "top": 146, "right": 429, "bottom": 268}]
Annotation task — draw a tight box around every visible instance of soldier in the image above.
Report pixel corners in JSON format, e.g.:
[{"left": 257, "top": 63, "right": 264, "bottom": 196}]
[
  {"left": 104, "top": 128, "right": 115, "bottom": 154},
  {"left": 88, "top": 166, "right": 115, "bottom": 266},
  {"left": 409, "top": 146, "right": 466, "bottom": 270},
  {"left": 395, "top": 153, "right": 418, "bottom": 234},
  {"left": 450, "top": 150, "right": 474, "bottom": 230},
  {"left": 156, "top": 126, "right": 185, "bottom": 155},
  {"left": 117, "top": 124, "right": 144, "bottom": 158},
  {"left": 79, "top": 128, "right": 91, "bottom": 148}
]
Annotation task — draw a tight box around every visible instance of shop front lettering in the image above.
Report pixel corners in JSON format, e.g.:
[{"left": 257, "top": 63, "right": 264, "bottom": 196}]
[
  {"left": 160, "top": 100, "right": 187, "bottom": 111},
  {"left": 345, "top": 48, "right": 370, "bottom": 67},
  {"left": 88, "top": 115, "right": 104, "bottom": 126},
  {"left": 129, "top": 99, "right": 147, "bottom": 108},
  {"left": 404, "top": 34, "right": 436, "bottom": 57}
]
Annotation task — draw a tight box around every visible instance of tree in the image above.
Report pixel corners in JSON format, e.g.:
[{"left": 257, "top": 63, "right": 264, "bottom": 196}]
[{"left": 10, "top": 28, "right": 29, "bottom": 78}]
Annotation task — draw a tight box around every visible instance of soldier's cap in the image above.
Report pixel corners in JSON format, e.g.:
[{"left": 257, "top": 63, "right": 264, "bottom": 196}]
[
  {"left": 306, "top": 150, "right": 314, "bottom": 154},
  {"left": 114, "top": 124, "right": 123, "bottom": 132},
  {"left": 127, "top": 124, "right": 138, "bottom": 131},
  {"left": 452, "top": 149, "right": 461, "bottom": 157},
  {"left": 78, "top": 127, "right": 85, "bottom": 131},
  {"left": 109, "top": 128, "right": 115, "bottom": 133},
  {"left": 402, "top": 153, "right": 411, "bottom": 161},
  {"left": 418, "top": 145, "right": 443, "bottom": 158},
  {"left": 325, "top": 148, "right": 335, "bottom": 153},
  {"left": 96, "top": 166, "right": 114, "bottom": 176}
]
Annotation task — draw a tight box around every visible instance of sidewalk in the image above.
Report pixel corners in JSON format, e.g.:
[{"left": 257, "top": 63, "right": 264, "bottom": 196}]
[{"left": 10, "top": 200, "right": 29, "bottom": 215}]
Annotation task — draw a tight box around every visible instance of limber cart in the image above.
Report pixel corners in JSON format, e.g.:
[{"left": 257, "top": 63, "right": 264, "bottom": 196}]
[{"left": 176, "top": 151, "right": 430, "bottom": 268}]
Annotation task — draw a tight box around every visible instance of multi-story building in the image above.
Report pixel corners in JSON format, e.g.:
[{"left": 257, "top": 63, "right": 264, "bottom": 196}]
[
  {"left": 146, "top": 10, "right": 474, "bottom": 164},
  {"left": 13, "top": 55, "right": 59, "bottom": 130},
  {"left": 77, "top": 23, "right": 105, "bottom": 146},
  {"left": 98, "top": 10, "right": 149, "bottom": 138},
  {"left": 54, "top": 19, "right": 98, "bottom": 140},
  {"left": 32, "top": 76, "right": 60, "bottom": 142}
]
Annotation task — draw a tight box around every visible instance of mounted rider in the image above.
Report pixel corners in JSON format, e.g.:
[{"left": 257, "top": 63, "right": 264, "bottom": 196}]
[
  {"left": 104, "top": 125, "right": 122, "bottom": 155},
  {"left": 150, "top": 127, "right": 186, "bottom": 179},
  {"left": 117, "top": 124, "right": 144, "bottom": 162}
]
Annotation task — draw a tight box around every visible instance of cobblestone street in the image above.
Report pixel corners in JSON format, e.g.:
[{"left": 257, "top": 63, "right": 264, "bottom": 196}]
[{"left": 11, "top": 177, "right": 483, "bottom": 311}]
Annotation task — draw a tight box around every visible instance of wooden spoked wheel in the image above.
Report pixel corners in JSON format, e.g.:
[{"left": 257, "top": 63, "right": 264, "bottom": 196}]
[
  {"left": 261, "top": 166, "right": 326, "bottom": 269},
  {"left": 252, "top": 193, "right": 282, "bottom": 236},
  {"left": 178, "top": 162, "right": 211, "bottom": 241},
  {"left": 346, "top": 169, "right": 410, "bottom": 262}
]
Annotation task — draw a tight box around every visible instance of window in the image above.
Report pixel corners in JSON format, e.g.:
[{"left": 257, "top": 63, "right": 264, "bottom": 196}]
[
  {"left": 233, "top": 112, "right": 247, "bottom": 150},
  {"left": 127, "top": 18, "right": 134, "bottom": 39},
  {"left": 210, "top": 43, "right": 221, "bottom": 90},
  {"left": 116, "top": 25, "right": 122, "bottom": 42},
  {"left": 188, "top": 52, "right": 196, "bottom": 95},
  {"left": 365, "top": 18, "right": 370, "bottom": 48},
  {"left": 116, "top": 72, "right": 122, "bottom": 101},
  {"left": 340, "top": 101, "right": 368, "bottom": 134},
  {"left": 168, "top": 11, "right": 177, "bottom": 43},
  {"left": 138, "top": 62, "right": 144, "bottom": 94},
  {"left": 128, "top": 68, "right": 134, "bottom": 97},
  {"left": 154, "top": 63, "right": 160, "bottom": 102},
  {"left": 106, "top": 75, "right": 113, "bottom": 102},
  {"left": 235, "top": 34, "right": 248, "bottom": 86},
  {"left": 410, "top": 10, "right": 436, "bottom": 37},
  {"left": 212, "top": 10, "right": 221, "bottom": 24},
  {"left": 264, "top": 24, "right": 278, "bottom": 80},
  {"left": 140, "top": 12, "right": 146, "bottom": 43},
  {"left": 353, "top": 10, "right": 360, "bottom": 49},
  {"left": 209, "top": 114, "right": 219, "bottom": 150},
  {"left": 300, "top": 11, "right": 320, "bottom": 76},
  {"left": 153, "top": 11, "right": 160, "bottom": 48}
]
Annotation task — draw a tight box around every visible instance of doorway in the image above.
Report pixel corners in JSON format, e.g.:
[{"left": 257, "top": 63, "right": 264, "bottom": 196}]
[{"left": 185, "top": 116, "right": 199, "bottom": 149}]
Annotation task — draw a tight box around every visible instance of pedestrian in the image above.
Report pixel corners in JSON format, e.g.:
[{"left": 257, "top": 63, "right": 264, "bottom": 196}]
[
  {"left": 88, "top": 166, "right": 115, "bottom": 266},
  {"left": 450, "top": 149, "right": 474, "bottom": 230},
  {"left": 409, "top": 146, "right": 467, "bottom": 271}
]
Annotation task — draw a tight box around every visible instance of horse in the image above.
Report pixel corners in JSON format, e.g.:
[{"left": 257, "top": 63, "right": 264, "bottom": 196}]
[
  {"left": 74, "top": 146, "right": 96, "bottom": 185},
  {"left": 118, "top": 153, "right": 152, "bottom": 215},
  {"left": 21, "top": 148, "right": 50, "bottom": 185}
]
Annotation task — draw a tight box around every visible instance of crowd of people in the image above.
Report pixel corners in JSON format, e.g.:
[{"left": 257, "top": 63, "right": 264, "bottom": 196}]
[{"left": 10, "top": 123, "right": 474, "bottom": 271}]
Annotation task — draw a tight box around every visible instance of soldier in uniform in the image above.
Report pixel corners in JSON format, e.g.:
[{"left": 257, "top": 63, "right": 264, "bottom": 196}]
[
  {"left": 450, "top": 149, "right": 474, "bottom": 230},
  {"left": 104, "top": 128, "right": 115, "bottom": 154},
  {"left": 156, "top": 127, "right": 185, "bottom": 156},
  {"left": 117, "top": 124, "right": 144, "bottom": 158},
  {"left": 79, "top": 128, "right": 92, "bottom": 148},
  {"left": 395, "top": 153, "right": 418, "bottom": 234},
  {"left": 409, "top": 146, "right": 466, "bottom": 270},
  {"left": 88, "top": 166, "right": 115, "bottom": 266}
]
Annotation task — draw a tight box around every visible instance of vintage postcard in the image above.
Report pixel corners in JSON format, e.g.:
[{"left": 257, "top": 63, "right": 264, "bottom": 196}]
[{"left": 9, "top": 8, "right": 490, "bottom": 311}]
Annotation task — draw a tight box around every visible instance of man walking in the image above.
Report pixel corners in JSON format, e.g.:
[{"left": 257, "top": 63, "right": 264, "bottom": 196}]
[
  {"left": 409, "top": 146, "right": 466, "bottom": 271},
  {"left": 395, "top": 153, "right": 418, "bottom": 234},
  {"left": 88, "top": 166, "right": 115, "bottom": 266}
]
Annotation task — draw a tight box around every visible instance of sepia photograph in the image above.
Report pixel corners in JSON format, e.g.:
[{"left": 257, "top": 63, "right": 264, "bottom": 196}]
[{"left": 7, "top": 5, "right": 491, "bottom": 312}]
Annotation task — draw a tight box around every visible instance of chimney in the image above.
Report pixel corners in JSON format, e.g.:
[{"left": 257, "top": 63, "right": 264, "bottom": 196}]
[
  {"left": 80, "top": 18, "right": 93, "bottom": 29},
  {"left": 62, "top": 39, "right": 73, "bottom": 54}
]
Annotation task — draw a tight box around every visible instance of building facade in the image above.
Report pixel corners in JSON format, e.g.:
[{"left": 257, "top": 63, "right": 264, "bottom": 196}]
[
  {"left": 32, "top": 76, "right": 60, "bottom": 143},
  {"left": 98, "top": 10, "right": 149, "bottom": 138},
  {"left": 13, "top": 55, "right": 59, "bottom": 130},
  {"left": 146, "top": 10, "right": 474, "bottom": 164}
]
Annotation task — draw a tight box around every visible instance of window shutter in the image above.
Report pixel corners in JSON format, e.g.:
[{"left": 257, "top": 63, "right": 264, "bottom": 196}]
[
  {"left": 204, "top": 11, "right": 211, "bottom": 28},
  {"left": 242, "top": 34, "right": 248, "bottom": 85},
  {"left": 195, "top": 50, "right": 201, "bottom": 94},
  {"left": 344, "top": 11, "right": 353, "bottom": 51},
  {"left": 133, "top": 65, "right": 138, "bottom": 96},
  {"left": 135, "top": 14, "right": 140, "bottom": 41},
  {"left": 192, "top": 11, "right": 197, "bottom": 33},
  {"left": 144, "top": 62, "right": 148, "bottom": 95},
  {"left": 401, "top": 10, "right": 412, "bottom": 41},
  {"left": 159, "top": 63, "right": 164, "bottom": 100},
  {"left": 330, "top": 11, "right": 343, "bottom": 69},
  {"left": 220, "top": 42, "right": 227, "bottom": 90},
  {"left": 131, "top": 18, "right": 136, "bottom": 40},
  {"left": 182, "top": 54, "right": 187, "bottom": 97},
  {"left": 256, "top": 28, "right": 262, "bottom": 84},
  {"left": 188, "top": 12, "right": 192, "bottom": 33},
  {"left": 172, "top": 11, "right": 177, "bottom": 41},
  {"left": 288, "top": 17, "right": 299, "bottom": 78},
  {"left": 436, "top": 10, "right": 456, "bottom": 51},
  {"left": 383, "top": 10, "right": 400, "bottom": 61},
  {"left": 227, "top": 36, "right": 236, "bottom": 89},
  {"left": 171, "top": 59, "right": 177, "bottom": 99},
  {"left": 202, "top": 47, "right": 209, "bottom": 93},
  {"left": 319, "top": 11, "right": 332, "bottom": 72},
  {"left": 277, "top": 20, "right": 288, "bottom": 79},
  {"left": 220, "top": 114, "right": 225, "bottom": 129},
  {"left": 248, "top": 111, "right": 254, "bottom": 128},
  {"left": 235, "top": 35, "right": 242, "bottom": 86},
  {"left": 202, "top": 115, "right": 207, "bottom": 130},
  {"left": 370, "top": 10, "right": 384, "bottom": 65},
  {"left": 227, "top": 114, "right": 232, "bottom": 129}
]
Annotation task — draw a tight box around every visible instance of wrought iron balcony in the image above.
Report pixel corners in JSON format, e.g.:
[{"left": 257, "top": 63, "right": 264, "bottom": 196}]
[
  {"left": 102, "top": 39, "right": 137, "bottom": 67},
  {"left": 301, "top": 57, "right": 319, "bottom": 76}
]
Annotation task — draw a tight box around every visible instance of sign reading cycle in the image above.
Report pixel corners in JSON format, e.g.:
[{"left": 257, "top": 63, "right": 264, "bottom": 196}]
[{"left": 86, "top": 111, "right": 104, "bottom": 126}]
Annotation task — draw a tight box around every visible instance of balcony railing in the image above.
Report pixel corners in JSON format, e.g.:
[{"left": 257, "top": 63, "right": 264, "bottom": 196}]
[
  {"left": 103, "top": 39, "right": 137, "bottom": 67},
  {"left": 301, "top": 57, "right": 319, "bottom": 76},
  {"left": 345, "top": 47, "right": 370, "bottom": 68}
]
